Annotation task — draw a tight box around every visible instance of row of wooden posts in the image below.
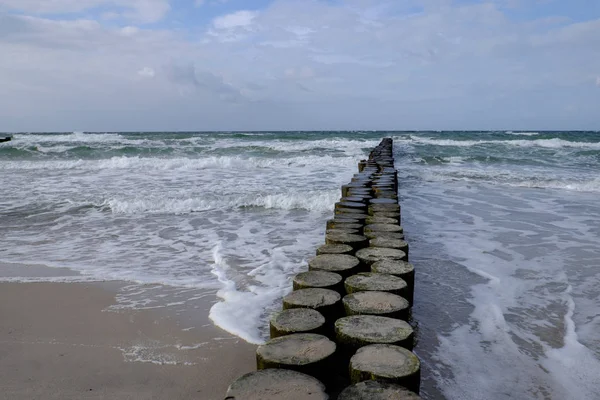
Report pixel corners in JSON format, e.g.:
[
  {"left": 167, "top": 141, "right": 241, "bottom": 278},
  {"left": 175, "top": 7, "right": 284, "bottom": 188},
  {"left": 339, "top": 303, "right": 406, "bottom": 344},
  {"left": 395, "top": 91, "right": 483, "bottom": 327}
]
[{"left": 225, "top": 138, "right": 421, "bottom": 400}]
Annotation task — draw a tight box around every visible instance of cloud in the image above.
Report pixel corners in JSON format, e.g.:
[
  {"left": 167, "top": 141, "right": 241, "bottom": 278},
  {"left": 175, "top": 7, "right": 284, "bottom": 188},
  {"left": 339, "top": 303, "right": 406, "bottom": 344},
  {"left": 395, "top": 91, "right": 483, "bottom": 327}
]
[
  {"left": 208, "top": 10, "right": 259, "bottom": 42},
  {"left": 0, "top": 0, "right": 170, "bottom": 23},
  {"left": 596, "top": 77, "right": 600, "bottom": 87},
  {"left": 195, "top": 0, "right": 229, "bottom": 6},
  {"left": 212, "top": 10, "right": 258, "bottom": 30},
  {"left": 0, "top": 1, "right": 599, "bottom": 131},
  {"left": 164, "top": 63, "right": 245, "bottom": 102},
  {"left": 137, "top": 67, "right": 155, "bottom": 78},
  {"left": 121, "top": 0, "right": 170, "bottom": 23},
  {"left": 284, "top": 67, "right": 315, "bottom": 79},
  {"left": 0, "top": 0, "right": 104, "bottom": 14}
]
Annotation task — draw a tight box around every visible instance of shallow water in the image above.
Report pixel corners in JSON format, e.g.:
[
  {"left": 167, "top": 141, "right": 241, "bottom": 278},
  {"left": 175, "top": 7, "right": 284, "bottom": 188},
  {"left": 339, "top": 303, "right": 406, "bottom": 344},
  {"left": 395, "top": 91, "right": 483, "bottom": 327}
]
[
  {"left": 395, "top": 141, "right": 600, "bottom": 399},
  {"left": 1, "top": 131, "right": 599, "bottom": 398}
]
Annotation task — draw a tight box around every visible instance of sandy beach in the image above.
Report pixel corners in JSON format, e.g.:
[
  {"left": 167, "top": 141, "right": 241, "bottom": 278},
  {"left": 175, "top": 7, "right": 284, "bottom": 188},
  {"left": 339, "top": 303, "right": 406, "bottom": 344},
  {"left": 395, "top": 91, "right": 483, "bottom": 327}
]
[{"left": 0, "top": 281, "right": 256, "bottom": 400}]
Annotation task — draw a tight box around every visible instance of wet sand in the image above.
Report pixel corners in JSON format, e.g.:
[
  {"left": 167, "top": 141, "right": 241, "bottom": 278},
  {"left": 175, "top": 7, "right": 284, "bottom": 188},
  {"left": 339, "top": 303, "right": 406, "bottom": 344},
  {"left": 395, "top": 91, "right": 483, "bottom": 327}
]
[{"left": 0, "top": 281, "right": 257, "bottom": 400}]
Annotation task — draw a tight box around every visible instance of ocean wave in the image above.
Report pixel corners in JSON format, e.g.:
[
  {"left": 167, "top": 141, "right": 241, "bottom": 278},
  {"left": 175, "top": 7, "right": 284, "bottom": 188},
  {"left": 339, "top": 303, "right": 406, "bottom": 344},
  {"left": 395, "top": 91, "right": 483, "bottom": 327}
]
[
  {"left": 512, "top": 178, "right": 600, "bottom": 192},
  {"left": 416, "top": 168, "right": 600, "bottom": 193},
  {"left": 205, "top": 138, "right": 380, "bottom": 157},
  {"left": 12, "top": 133, "right": 379, "bottom": 154},
  {"left": 417, "top": 156, "right": 470, "bottom": 165},
  {"left": 15, "top": 132, "right": 129, "bottom": 144},
  {"left": 7, "top": 134, "right": 379, "bottom": 162},
  {"left": 505, "top": 131, "right": 540, "bottom": 136},
  {"left": 264, "top": 138, "right": 380, "bottom": 153},
  {"left": 400, "top": 137, "right": 600, "bottom": 149},
  {"left": 0, "top": 154, "right": 357, "bottom": 171},
  {"left": 101, "top": 189, "right": 339, "bottom": 214},
  {"left": 240, "top": 191, "right": 338, "bottom": 212}
]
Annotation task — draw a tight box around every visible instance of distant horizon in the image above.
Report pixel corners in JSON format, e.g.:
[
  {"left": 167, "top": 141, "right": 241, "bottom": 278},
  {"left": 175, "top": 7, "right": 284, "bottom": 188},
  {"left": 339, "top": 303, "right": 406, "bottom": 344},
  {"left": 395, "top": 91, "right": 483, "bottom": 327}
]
[{"left": 3, "top": 130, "right": 600, "bottom": 134}]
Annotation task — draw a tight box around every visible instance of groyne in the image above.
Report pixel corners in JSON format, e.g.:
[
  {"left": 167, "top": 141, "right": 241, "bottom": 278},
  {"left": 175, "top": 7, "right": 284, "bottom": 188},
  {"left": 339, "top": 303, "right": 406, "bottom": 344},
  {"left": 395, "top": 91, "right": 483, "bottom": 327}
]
[{"left": 225, "top": 138, "right": 420, "bottom": 400}]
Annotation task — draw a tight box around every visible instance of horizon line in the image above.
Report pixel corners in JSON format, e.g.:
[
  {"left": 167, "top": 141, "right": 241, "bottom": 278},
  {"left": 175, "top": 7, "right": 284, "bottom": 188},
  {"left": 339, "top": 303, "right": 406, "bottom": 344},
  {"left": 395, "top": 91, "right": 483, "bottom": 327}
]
[{"left": 3, "top": 130, "right": 599, "bottom": 134}]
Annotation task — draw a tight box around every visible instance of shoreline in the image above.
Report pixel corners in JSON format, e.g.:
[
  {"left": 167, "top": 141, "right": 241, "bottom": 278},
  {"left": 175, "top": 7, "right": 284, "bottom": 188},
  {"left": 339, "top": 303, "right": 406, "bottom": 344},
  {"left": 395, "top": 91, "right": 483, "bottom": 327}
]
[{"left": 0, "top": 279, "right": 256, "bottom": 400}]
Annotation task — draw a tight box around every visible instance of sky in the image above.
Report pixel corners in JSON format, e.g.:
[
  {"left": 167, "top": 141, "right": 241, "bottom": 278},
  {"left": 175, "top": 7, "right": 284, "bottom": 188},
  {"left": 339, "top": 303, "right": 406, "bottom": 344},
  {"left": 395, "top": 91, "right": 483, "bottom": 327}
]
[{"left": 0, "top": 0, "right": 599, "bottom": 132}]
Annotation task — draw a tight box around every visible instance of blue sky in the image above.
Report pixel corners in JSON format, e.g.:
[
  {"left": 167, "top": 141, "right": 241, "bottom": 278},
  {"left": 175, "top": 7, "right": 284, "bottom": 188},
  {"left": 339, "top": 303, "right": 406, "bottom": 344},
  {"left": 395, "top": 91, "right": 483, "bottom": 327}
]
[{"left": 0, "top": 0, "right": 599, "bottom": 131}]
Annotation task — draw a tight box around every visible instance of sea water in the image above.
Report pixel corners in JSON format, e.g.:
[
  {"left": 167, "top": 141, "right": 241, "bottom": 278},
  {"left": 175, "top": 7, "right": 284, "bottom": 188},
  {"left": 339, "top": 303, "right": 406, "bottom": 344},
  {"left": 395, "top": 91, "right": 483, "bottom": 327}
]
[{"left": 1, "top": 131, "right": 599, "bottom": 399}]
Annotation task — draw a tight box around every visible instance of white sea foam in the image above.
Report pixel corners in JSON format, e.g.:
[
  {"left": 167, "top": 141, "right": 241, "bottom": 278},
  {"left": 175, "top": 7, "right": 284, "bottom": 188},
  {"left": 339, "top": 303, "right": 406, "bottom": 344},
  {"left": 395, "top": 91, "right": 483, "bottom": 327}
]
[
  {"left": 505, "top": 131, "right": 540, "bottom": 136},
  {"left": 101, "top": 189, "right": 338, "bottom": 214},
  {"left": 511, "top": 177, "right": 600, "bottom": 192},
  {"left": 208, "top": 243, "right": 295, "bottom": 344},
  {"left": 0, "top": 275, "right": 102, "bottom": 283},
  {"left": 398, "top": 136, "right": 600, "bottom": 149},
  {"left": 413, "top": 166, "right": 600, "bottom": 193},
  {"left": 438, "top": 156, "right": 468, "bottom": 165},
  {"left": 119, "top": 343, "right": 197, "bottom": 366},
  {"left": 264, "top": 138, "right": 380, "bottom": 154},
  {"left": 35, "top": 145, "right": 76, "bottom": 153},
  {"left": 401, "top": 176, "right": 600, "bottom": 400},
  {"left": 543, "top": 286, "right": 600, "bottom": 399},
  {"left": 240, "top": 190, "right": 338, "bottom": 212},
  {"left": 0, "top": 154, "right": 357, "bottom": 171},
  {"left": 15, "top": 132, "right": 129, "bottom": 144},
  {"left": 205, "top": 137, "right": 380, "bottom": 153}
]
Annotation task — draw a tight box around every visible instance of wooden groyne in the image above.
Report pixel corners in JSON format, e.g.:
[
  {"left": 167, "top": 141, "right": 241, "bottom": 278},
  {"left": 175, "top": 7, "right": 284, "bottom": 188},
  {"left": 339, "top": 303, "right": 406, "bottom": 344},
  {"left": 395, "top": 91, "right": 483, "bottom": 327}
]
[{"left": 225, "top": 138, "right": 420, "bottom": 400}]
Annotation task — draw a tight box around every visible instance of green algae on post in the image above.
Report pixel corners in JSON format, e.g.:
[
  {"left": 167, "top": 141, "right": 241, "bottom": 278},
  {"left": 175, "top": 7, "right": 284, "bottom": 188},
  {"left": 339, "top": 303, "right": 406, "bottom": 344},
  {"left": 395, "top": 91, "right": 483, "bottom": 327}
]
[
  {"left": 369, "top": 238, "right": 409, "bottom": 254},
  {"left": 363, "top": 231, "right": 405, "bottom": 241},
  {"left": 369, "top": 198, "right": 398, "bottom": 205},
  {"left": 326, "top": 228, "right": 361, "bottom": 235},
  {"left": 349, "top": 344, "right": 421, "bottom": 393},
  {"left": 342, "top": 196, "right": 372, "bottom": 204},
  {"left": 335, "top": 201, "right": 368, "bottom": 211},
  {"left": 325, "top": 232, "right": 369, "bottom": 250},
  {"left": 325, "top": 221, "right": 364, "bottom": 233},
  {"left": 344, "top": 273, "right": 408, "bottom": 298},
  {"left": 356, "top": 247, "right": 408, "bottom": 265},
  {"left": 293, "top": 270, "right": 343, "bottom": 292},
  {"left": 335, "top": 208, "right": 369, "bottom": 216},
  {"left": 368, "top": 203, "right": 400, "bottom": 215},
  {"left": 365, "top": 216, "right": 399, "bottom": 225},
  {"left": 370, "top": 211, "right": 401, "bottom": 220},
  {"left": 282, "top": 288, "right": 342, "bottom": 322},
  {"left": 316, "top": 243, "right": 354, "bottom": 256},
  {"left": 335, "top": 315, "right": 414, "bottom": 351},
  {"left": 269, "top": 308, "right": 326, "bottom": 339},
  {"left": 283, "top": 288, "right": 340, "bottom": 311},
  {"left": 225, "top": 369, "right": 328, "bottom": 400},
  {"left": 337, "top": 381, "right": 422, "bottom": 400},
  {"left": 371, "top": 260, "right": 414, "bottom": 288},
  {"left": 256, "top": 333, "right": 336, "bottom": 380},
  {"left": 308, "top": 254, "right": 361, "bottom": 277},
  {"left": 364, "top": 224, "right": 404, "bottom": 234},
  {"left": 343, "top": 291, "right": 409, "bottom": 320}
]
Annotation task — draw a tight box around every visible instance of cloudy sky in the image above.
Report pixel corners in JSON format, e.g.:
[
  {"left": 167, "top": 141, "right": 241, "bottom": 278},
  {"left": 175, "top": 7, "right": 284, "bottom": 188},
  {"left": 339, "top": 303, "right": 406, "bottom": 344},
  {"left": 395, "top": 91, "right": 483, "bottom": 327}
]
[{"left": 0, "top": 0, "right": 599, "bottom": 131}]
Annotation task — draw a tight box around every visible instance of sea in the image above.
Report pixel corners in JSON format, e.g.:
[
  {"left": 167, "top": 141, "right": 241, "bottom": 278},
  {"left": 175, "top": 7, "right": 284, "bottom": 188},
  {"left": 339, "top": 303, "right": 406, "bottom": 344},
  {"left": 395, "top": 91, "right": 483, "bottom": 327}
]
[{"left": 1, "top": 131, "right": 599, "bottom": 399}]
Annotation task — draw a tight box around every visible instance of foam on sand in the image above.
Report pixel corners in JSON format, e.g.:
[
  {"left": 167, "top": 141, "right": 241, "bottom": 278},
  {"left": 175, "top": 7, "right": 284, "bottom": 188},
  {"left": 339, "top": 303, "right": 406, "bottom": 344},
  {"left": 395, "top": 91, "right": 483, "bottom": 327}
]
[{"left": 209, "top": 243, "right": 296, "bottom": 344}]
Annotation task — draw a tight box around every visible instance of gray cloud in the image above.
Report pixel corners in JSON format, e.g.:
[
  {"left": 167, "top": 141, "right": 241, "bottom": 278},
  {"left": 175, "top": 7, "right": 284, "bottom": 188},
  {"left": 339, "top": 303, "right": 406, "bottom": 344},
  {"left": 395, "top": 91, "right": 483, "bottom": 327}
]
[
  {"left": 164, "top": 63, "right": 246, "bottom": 102},
  {"left": 0, "top": 1, "right": 599, "bottom": 131},
  {"left": 0, "top": 0, "right": 170, "bottom": 23}
]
